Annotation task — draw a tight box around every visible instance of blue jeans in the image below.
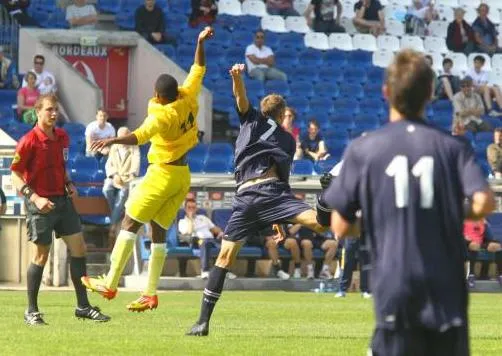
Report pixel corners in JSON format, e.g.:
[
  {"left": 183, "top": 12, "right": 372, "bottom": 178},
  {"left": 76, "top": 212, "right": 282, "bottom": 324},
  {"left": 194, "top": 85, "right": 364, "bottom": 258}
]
[
  {"left": 199, "top": 239, "right": 220, "bottom": 272},
  {"left": 249, "top": 67, "right": 288, "bottom": 82},
  {"left": 102, "top": 178, "right": 129, "bottom": 225},
  {"left": 339, "top": 239, "right": 370, "bottom": 293},
  {"left": 267, "top": 7, "right": 299, "bottom": 17}
]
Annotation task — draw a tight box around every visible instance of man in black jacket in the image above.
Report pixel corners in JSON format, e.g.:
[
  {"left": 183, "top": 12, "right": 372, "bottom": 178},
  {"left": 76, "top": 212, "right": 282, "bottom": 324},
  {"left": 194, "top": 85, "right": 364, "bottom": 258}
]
[{"left": 135, "top": 0, "right": 177, "bottom": 46}]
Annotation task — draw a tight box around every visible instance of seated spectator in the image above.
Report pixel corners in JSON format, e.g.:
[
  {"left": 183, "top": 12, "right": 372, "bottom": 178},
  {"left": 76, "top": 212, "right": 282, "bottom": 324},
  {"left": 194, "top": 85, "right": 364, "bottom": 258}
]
[
  {"left": 304, "top": 0, "right": 344, "bottom": 34},
  {"left": 178, "top": 199, "right": 237, "bottom": 279},
  {"left": 189, "top": 0, "right": 218, "bottom": 28},
  {"left": 85, "top": 108, "right": 116, "bottom": 157},
  {"left": 487, "top": 128, "right": 502, "bottom": 179},
  {"left": 436, "top": 58, "right": 461, "bottom": 102},
  {"left": 103, "top": 127, "right": 141, "bottom": 247},
  {"left": 472, "top": 3, "right": 501, "bottom": 56},
  {"left": 17, "top": 71, "right": 39, "bottom": 125},
  {"left": 406, "top": 0, "right": 438, "bottom": 36},
  {"left": 266, "top": 0, "right": 299, "bottom": 17},
  {"left": 291, "top": 225, "right": 337, "bottom": 279},
  {"left": 135, "top": 0, "right": 177, "bottom": 46},
  {"left": 66, "top": 0, "right": 98, "bottom": 30},
  {"left": 424, "top": 55, "right": 438, "bottom": 100},
  {"left": 245, "top": 30, "right": 287, "bottom": 82},
  {"left": 281, "top": 107, "right": 302, "bottom": 157},
  {"left": 2, "top": 0, "right": 38, "bottom": 26},
  {"left": 336, "top": 238, "right": 371, "bottom": 298},
  {"left": 447, "top": 7, "right": 476, "bottom": 55},
  {"left": 468, "top": 55, "right": 502, "bottom": 117},
  {"left": 353, "top": 0, "right": 385, "bottom": 36},
  {"left": 22, "top": 55, "right": 57, "bottom": 95},
  {"left": 453, "top": 76, "right": 490, "bottom": 133},
  {"left": 464, "top": 219, "right": 502, "bottom": 289},
  {"left": 0, "top": 46, "right": 19, "bottom": 89},
  {"left": 298, "top": 119, "right": 330, "bottom": 161},
  {"left": 0, "top": 186, "right": 6, "bottom": 215}
]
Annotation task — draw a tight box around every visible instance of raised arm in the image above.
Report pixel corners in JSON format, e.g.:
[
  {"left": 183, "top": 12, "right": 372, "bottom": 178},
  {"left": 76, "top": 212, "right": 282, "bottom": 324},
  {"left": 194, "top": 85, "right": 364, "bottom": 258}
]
[
  {"left": 181, "top": 26, "right": 214, "bottom": 96},
  {"left": 229, "top": 63, "right": 249, "bottom": 114}
]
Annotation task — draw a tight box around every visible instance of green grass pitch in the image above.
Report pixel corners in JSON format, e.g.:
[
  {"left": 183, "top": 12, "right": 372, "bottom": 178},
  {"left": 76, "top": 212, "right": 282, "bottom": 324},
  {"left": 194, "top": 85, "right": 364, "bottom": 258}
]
[{"left": 0, "top": 291, "right": 501, "bottom": 355}]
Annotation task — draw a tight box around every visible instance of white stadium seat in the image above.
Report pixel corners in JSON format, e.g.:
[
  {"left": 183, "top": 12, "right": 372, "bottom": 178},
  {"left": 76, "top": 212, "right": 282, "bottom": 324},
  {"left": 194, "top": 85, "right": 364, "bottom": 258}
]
[
  {"left": 261, "top": 15, "right": 288, "bottom": 33},
  {"left": 428, "top": 21, "right": 449, "bottom": 38},
  {"left": 400, "top": 36, "right": 425, "bottom": 51},
  {"left": 426, "top": 52, "right": 445, "bottom": 73},
  {"left": 437, "top": 0, "right": 459, "bottom": 7},
  {"left": 341, "top": 17, "right": 358, "bottom": 35},
  {"left": 467, "top": 53, "right": 492, "bottom": 71},
  {"left": 341, "top": 1, "right": 356, "bottom": 19},
  {"left": 386, "top": 19, "right": 405, "bottom": 36},
  {"left": 384, "top": 4, "right": 407, "bottom": 21},
  {"left": 488, "top": 71, "right": 502, "bottom": 86},
  {"left": 373, "top": 50, "right": 395, "bottom": 68},
  {"left": 458, "top": 0, "right": 480, "bottom": 7},
  {"left": 285, "top": 16, "right": 311, "bottom": 33},
  {"left": 437, "top": 5, "right": 454, "bottom": 22},
  {"left": 304, "top": 32, "right": 330, "bottom": 50},
  {"left": 217, "top": 0, "right": 242, "bottom": 16},
  {"left": 424, "top": 37, "right": 448, "bottom": 54},
  {"left": 463, "top": 6, "right": 477, "bottom": 24},
  {"left": 329, "top": 33, "right": 353, "bottom": 51},
  {"left": 353, "top": 34, "right": 378, "bottom": 51},
  {"left": 445, "top": 52, "right": 468, "bottom": 74},
  {"left": 377, "top": 35, "right": 400, "bottom": 51},
  {"left": 293, "top": 0, "right": 310, "bottom": 15},
  {"left": 492, "top": 54, "right": 502, "bottom": 71},
  {"left": 242, "top": 0, "right": 267, "bottom": 17},
  {"left": 483, "top": 0, "right": 502, "bottom": 11}
]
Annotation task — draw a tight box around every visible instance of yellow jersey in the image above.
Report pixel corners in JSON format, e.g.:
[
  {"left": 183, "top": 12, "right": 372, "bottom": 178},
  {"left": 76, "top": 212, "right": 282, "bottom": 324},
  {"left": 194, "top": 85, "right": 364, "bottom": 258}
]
[{"left": 133, "top": 63, "right": 206, "bottom": 164}]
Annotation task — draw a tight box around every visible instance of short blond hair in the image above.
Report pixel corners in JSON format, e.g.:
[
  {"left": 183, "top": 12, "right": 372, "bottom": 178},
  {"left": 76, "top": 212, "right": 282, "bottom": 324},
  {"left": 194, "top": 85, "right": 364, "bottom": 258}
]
[
  {"left": 34, "top": 93, "right": 59, "bottom": 111},
  {"left": 260, "top": 94, "right": 286, "bottom": 120}
]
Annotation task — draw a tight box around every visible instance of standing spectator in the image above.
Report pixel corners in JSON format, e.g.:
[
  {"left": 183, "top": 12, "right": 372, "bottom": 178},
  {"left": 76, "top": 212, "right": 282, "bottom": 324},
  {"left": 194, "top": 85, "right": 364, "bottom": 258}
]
[
  {"left": 10, "top": 93, "right": 110, "bottom": 325},
  {"left": 468, "top": 55, "right": 502, "bottom": 117},
  {"left": 245, "top": 30, "right": 287, "bottom": 82},
  {"left": 487, "top": 128, "right": 502, "bottom": 179},
  {"left": 189, "top": 0, "right": 218, "bottom": 28},
  {"left": 17, "top": 71, "right": 40, "bottom": 125},
  {"left": 472, "top": 3, "right": 501, "bottom": 56},
  {"left": 22, "top": 55, "right": 57, "bottom": 95},
  {"left": 424, "top": 55, "right": 438, "bottom": 100},
  {"left": 135, "top": 0, "right": 177, "bottom": 46},
  {"left": 446, "top": 8, "right": 475, "bottom": 55},
  {"left": 85, "top": 108, "right": 116, "bottom": 157},
  {"left": 299, "top": 119, "right": 330, "bottom": 161},
  {"left": 66, "top": 0, "right": 98, "bottom": 30},
  {"left": 178, "top": 199, "right": 237, "bottom": 279},
  {"left": 281, "top": 107, "right": 302, "bottom": 158},
  {"left": 335, "top": 238, "right": 371, "bottom": 298},
  {"left": 103, "top": 127, "right": 141, "bottom": 247},
  {"left": 266, "top": 0, "right": 299, "bottom": 17},
  {"left": 0, "top": 46, "right": 19, "bottom": 89},
  {"left": 453, "top": 76, "right": 490, "bottom": 133},
  {"left": 353, "top": 0, "right": 385, "bottom": 36},
  {"left": 304, "top": 0, "right": 345, "bottom": 34},
  {"left": 2, "top": 0, "right": 38, "bottom": 26},
  {"left": 436, "top": 58, "right": 461, "bottom": 102},
  {"left": 0, "top": 186, "right": 6, "bottom": 215}
]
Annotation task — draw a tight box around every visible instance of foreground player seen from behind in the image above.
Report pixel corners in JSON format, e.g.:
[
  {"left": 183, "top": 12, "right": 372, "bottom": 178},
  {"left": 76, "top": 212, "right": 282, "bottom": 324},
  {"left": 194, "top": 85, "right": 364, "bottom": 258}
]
[
  {"left": 81, "top": 27, "right": 214, "bottom": 312},
  {"left": 325, "top": 50, "right": 495, "bottom": 356},
  {"left": 187, "top": 64, "right": 330, "bottom": 336}
]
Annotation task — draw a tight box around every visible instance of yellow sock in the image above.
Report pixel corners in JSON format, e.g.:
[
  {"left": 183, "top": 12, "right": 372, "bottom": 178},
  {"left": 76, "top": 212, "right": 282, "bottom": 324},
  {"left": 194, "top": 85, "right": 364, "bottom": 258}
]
[
  {"left": 106, "top": 230, "right": 136, "bottom": 290},
  {"left": 144, "top": 243, "right": 166, "bottom": 296}
]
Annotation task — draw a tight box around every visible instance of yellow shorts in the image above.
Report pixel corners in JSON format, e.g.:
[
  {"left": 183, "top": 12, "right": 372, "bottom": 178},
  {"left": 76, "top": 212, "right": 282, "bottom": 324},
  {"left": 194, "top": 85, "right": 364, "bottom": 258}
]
[{"left": 125, "top": 163, "right": 190, "bottom": 229}]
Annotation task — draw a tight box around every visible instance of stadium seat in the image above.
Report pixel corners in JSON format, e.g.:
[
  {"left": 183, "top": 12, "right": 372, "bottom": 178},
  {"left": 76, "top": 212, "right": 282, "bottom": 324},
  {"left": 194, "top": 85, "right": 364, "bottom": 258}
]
[
  {"left": 424, "top": 37, "right": 448, "bottom": 54},
  {"left": 261, "top": 15, "right": 288, "bottom": 33},
  {"left": 377, "top": 35, "right": 400, "bottom": 52},
  {"left": 463, "top": 6, "right": 478, "bottom": 23},
  {"left": 72, "top": 170, "right": 93, "bottom": 184},
  {"left": 204, "top": 157, "right": 234, "bottom": 174},
  {"left": 467, "top": 53, "right": 492, "bottom": 71},
  {"left": 265, "top": 80, "right": 290, "bottom": 96},
  {"left": 285, "top": 16, "right": 310, "bottom": 33},
  {"left": 428, "top": 20, "right": 449, "bottom": 38},
  {"left": 445, "top": 52, "right": 468, "bottom": 73},
  {"left": 290, "top": 81, "right": 314, "bottom": 98},
  {"left": 81, "top": 214, "right": 111, "bottom": 226},
  {"left": 426, "top": 52, "right": 445, "bottom": 72},
  {"left": 339, "top": 83, "right": 364, "bottom": 99},
  {"left": 353, "top": 34, "right": 377, "bottom": 52},
  {"left": 241, "top": 0, "right": 267, "bottom": 16},
  {"left": 71, "top": 155, "right": 99, "bottom": 171},
  {"left": 211, "top": 209, "right": 232, "bottom": 231},
  {"left": 323, "top": 50, "right": 348, "bottom": 68},
  {"left": 372, "top": 50, "right": 394, "bottom": 68},
  {"left": 488, "top": 71, "right": 502, "bottom": 86},
  {"left": 346, "top": 51, "right": 373, "bottom": 66},
  {"left": 386, "top": 19, "right": 405, "bottom": 36},
  {"left": 291, "top": 159, "right": 315, "bottom": 175},
  {"left": 188, "top": 156, "right": 205, "bottom": 173},
  {"left": 314, "top": 82, "right": 339, "bottom": 99},
  {"left": 436, "top": 0, "right": 459, "bottom": 6},
  {"left": 400, "top": 36, "right": 424, "bottom": 52},
  {"left": 208, "top": 142, "right": 234, "bottom": 156},
  {"left": 304, "top": 32, "right": 330, "bottom": 50},
  {"left": 315, "top": 158, "right": 340, "bottom": 174},
  {"left": 475, "top": 132, "right": 493, "bottom": 142},
  {"left": 437, "top": 5, "right": 454, "bottom": 22},
  {"left": 218, "top": 0, "right": 243, "bottom": 15},
  {"left": 280, "top": 32, "right": 306, "bottom": 50},
  {"left": 343, "top": 68, "right": 367, "bottom": 85},
  {"left": 298, "top": 48, "right": 323, "bottom": 66},
  {"left": 328, "top": 33, "right": 353, "bottom": 51}
]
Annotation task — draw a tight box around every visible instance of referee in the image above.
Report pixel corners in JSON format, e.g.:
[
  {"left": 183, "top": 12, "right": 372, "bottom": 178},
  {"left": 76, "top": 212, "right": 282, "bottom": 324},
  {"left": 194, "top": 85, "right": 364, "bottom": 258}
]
[{"left": 10, "top": 94, "right": 110, "bottom": 326}]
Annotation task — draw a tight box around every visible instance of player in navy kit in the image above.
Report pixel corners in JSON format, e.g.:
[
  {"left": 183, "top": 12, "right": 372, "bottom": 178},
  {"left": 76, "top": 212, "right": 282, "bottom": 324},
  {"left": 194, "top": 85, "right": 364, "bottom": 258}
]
[
  {"left": 186, "top": 63, "right": 329, "bottom": 336},
  {"left": 324, "top": 50, "right": 495, "bottom": 356}
]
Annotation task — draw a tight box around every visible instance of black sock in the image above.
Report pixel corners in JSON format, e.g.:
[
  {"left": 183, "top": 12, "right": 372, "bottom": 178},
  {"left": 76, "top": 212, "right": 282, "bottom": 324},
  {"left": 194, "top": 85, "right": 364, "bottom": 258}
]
[
  {"left": 27, "top": 263, "right": 44, "bottom": 313},
  {"left": 468, "top": 251, "right": 478, "bottom": 276},
  {"left": 198, "top": 266, "right": 227, "bottom": 324},
  {"left": 495, "top": 251, "right": 502, "bottom": 276},
  {"left": 294, "top": 262, "right": 301, "bottom": 269},
  {"left": 70, "top": 257, "right": 90, "bottom": 309}
]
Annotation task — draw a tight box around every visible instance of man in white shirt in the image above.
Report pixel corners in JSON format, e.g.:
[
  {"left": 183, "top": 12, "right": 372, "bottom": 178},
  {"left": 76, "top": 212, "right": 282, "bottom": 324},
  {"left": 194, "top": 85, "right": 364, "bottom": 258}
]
[
  {"left": 245, "top": 30, "right": 287, "bottom": 82},
  {"left": 178, "top": 199, "right": 237, "bottom": 279},
  {"left": 85, "top": 108, "right": 116, "bottom": 156},
  {"left": 66, "top": 0, "right": 98, "bottom": 30},
  {"left": 468, "top": 55, "right": 502, "bottom": 117},
  {"left": 22, "top": 55, "right": 57, "bottom": 95}
]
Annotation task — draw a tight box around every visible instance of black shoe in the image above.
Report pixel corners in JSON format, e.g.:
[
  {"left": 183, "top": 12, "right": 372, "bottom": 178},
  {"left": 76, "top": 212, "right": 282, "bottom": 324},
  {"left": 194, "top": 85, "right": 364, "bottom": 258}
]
[
  {"left": 24, "top": 311, "right": 47, "bottom": 326},
  {"left": 75, "top": 306, "right": 111, "bottom": 322},
  {"left": 186, "top": 322, "right": 209, "bottom": 336}
]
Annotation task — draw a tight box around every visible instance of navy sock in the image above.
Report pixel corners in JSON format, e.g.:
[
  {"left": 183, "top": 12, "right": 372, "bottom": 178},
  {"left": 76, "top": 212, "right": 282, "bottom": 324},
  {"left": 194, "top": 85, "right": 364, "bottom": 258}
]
[
  {"left": 468, "top": 251, "right": 478, "bottom": 275},
  {"left": 495, "top": 251, "right": 502, "bottom": 276},
  {"left": 27, "top": 263, "right": 44, "bottom": 313},
  {"left": 70, "top": 257, "right": 90, "bottom": 309},
  {"left": 198, "top": 266, "right": 227, "bottom": 324}
]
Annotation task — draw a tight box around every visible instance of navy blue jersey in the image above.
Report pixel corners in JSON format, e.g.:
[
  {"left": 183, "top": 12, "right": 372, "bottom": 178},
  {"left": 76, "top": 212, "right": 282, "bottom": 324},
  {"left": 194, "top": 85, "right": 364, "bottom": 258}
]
[
  {"left": 301, "top": 133, "right": 323, "bottom": 152},
  {"left": 234, "top": 106, "right": 296, "bottom": 186},
  {"left": 324, "top": 120, "right": 488, "bottom": 331}
]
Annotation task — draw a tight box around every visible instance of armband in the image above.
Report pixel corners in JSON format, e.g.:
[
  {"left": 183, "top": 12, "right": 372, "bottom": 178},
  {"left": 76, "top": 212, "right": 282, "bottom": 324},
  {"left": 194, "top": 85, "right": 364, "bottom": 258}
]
[{"left": 21, "top": 184, "right": 34, "bottom": 200}]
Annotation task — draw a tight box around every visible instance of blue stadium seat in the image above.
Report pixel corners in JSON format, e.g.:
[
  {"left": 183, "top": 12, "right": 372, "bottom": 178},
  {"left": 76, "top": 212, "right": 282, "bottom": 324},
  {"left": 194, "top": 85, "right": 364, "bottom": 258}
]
[
  {"left": 208, "top": 142, "right": 233, "bottom": 156},
  {"left": 92, "top": 170, "right": 106, "bottom": 183},
  {"left": 431, "top": 100, "right": 453, "bottom": 114},
  {"left": 265, "top": 80, "right": 290, "bottom": 96},
  {"left": 71, "top": 155, "right": 99, "bottom": 171},
  {"left": 346, "top": 50, "right": 373, "bottom": 66},
  {"left": 167, "top": 0, "right": 190, "bottom": 14},
  {"left": 298, "top": 49, "right": 324, "bottom": 66},
  {"left": 63, "top": 122, "right": 86, "bottom": 136},
  {"left": 318, "top": 66, "right": 344, "bottom": 83},
  {"left": 325, "top": 128, "right": 350, "bottom": 141},
  {"left": 289, "top": 82, "right": 314, "bottom": 99},
  {"left": 213, "top": 95, "right": 234, "bottom": 113},
  {"left": 275, "top": 48, "right": 300, "bottom": 67},
  {"left": 263, "top": 31, "right": 281, "bottom": 48},
  {"left": 291, "top": 66, "right": 319, "bottom": 83},
  {"left": 188, "top": 143, "right": 209, "bottom": 159},
  {"left": 72, "top": 170, "right": 93, "bottom": 184},
  {"left": 204, "top": 157, "right": 234, "bottom": 174},
  {"left": 81, "top": 214, "right": 111, "bottom": 225},
  {"left": 479, "top": 160, "right": 492, "bottom": 177},
  {"left": 475, "top": 132, "right": 493, "bottom": 142},
  {"left": 367, "top": 66, "right": 385, "bottom": 82},
  {"left": 235, "top": 15, "right": 261, "bottom": 31},
  {"left": 359, "top": 99, "right": 385, "bottom": 116},
  {"left": 323, "top": 50, "right": 349, "bottom": 67},
  {"left": 97, "top": 0, "right": 122, "bottom": 13},
  {"left": 245, "top": 80, "right": 265, "bottom": 97},
  {"left": 291, "top": 159, "right": 315, "bottom": 175},
  {"left": 212, "top": 209, "right": 232, "bottom": 231},
  {"left": 226, "top": 46, "right": 246, "bottom": 63},
  {"left": 115, "top": 10, "right": 135, "bottom": 30},
  {"left": 314, "top": 82, "right": 339, "bottom": 99},
  {"left": 286, "top": 96, "right": 309, "bottom": 116},
  {"left": 338, "top": 83, "right": 364, "bottom": 99},
  {"left": 279, "top": 33, "right": 305, "bottom": 51},
  {"left": 188, "top": 156, "right": 205, "bottom": 173},
  {"left": 155, "top": 44, "right": 176, "bottom": 59},
  {"left": 212, "top": 30, "right": 233, "bottom": 48},
  {"left": 86, "top": 186, "right": 104, "bottom": 197},
  {"left": 232, "top": 30, "right": 254, "bottom": 47},
  {"left": 315, "top": 158, "right": 340, "bottom": 174},
  {"left": 343, "top": 68, "right": 368, "bottom": 85},
  {"left": 333, "top": 99, "right": 360, "bottom": 116}
]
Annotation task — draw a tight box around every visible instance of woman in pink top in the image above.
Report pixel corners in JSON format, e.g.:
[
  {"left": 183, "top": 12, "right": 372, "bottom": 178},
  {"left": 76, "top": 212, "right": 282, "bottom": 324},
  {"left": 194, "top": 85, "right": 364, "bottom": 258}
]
[{"left": 17, "top": 71, "right": 40, "bottom": 125}]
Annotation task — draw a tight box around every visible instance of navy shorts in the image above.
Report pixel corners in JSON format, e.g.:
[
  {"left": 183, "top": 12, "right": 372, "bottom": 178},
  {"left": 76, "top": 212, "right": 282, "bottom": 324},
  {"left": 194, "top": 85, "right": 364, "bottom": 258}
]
[
  {"left": 370, "top": 325, "right": 469, "bottom": 356},
  {"left": 224, "top": 181, "right": 312, "bottom": 242}
]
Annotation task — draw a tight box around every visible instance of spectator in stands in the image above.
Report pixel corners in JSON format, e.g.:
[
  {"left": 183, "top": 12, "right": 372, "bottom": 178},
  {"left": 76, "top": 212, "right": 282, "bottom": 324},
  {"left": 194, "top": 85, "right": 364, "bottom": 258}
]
[
  {"left": 22, "top": 55, "right": 57, "bottom": 95},
  {"left": 487, "top": 128, "right": 502, "bottom": 179},
  {"left": 468, "top": 55, "right": 502, "bottom": 117},
  {"left": 303, "top": 0, "right": 345, "bottom": 34},
  {"left": 245, "top": 30, "right": 287, "bottom": 82},
  {"left": 103, "top": 127, "right": 140, "bottom": 247},
  {"left": 66, "top": 0, "right": 98, "bottom": 30},
  {"left": 452, "top": 120, "right": 466, "bottom": 137},
  {"left": 436, "top": 58, "right": 461, "bottom": 102},
  {"left": 0, "top": 46, "right": 19, "bottom": 89},
  {"left": 266, "top": 0, "right": 299, "bottom": 17},
  {"left": 336, "top": 238, "right": 372, "bottom": 298},
  {"left": 405, "top": 0, "right": 438, "bottom": 36},
  {"left": 472, "top": 3, "right": 502, "bottom": 56},
  {"left": 17, "top": 71, "right": 39, "bottom": 125},
  {"left": 424, "top": 55, "right": 438, "bottom": 100},
  {"left": 0, "top": 186, "right": 6, "bottom": 215},
  {"left": 2, "top": 0, "right": 38, "bottom": 27},
  {"left": 281, "top": 107, "right": 302, "bottom": 158},
  {"left": 453, "top": 76, "right": 490, "bottom": 133},
  {"left": 85, "top": 108, "right": 116, "bottom": 157},
  {"left": 292, "top": 225, "right": 337, "bottom": 279},
  {"left": 178, "top": 199, "right": 237, "bottom": 279},
  {"left": 446, "top": 7, "right": 475, "bottom": 55},
  {"left": 189, "top": 0, "right": 218, "bottom": 28},
  {"left": 464, "top": 218, "right": 502, "bottom": 289},
  {"left": 353, "top": 0, "right": 385, "bottom": 36},
  {"left": 135, "top": 0, "right": 177, "bottom": 46},
  {"left": 298, "top": 119, "right": 330, "bottom": 161}
]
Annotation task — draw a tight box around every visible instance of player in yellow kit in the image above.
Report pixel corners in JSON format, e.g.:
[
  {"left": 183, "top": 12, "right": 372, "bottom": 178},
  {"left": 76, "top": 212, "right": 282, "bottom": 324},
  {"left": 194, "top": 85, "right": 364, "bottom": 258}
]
[{"left": 81, "top": 27, "right": 214, "bottom": 312}]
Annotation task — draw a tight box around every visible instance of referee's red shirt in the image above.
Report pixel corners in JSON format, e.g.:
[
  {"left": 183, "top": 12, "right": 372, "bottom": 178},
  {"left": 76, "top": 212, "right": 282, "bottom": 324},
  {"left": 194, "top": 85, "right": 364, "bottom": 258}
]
[{"left": 10, "top": 125, "right": 69, "bottom": 197}]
